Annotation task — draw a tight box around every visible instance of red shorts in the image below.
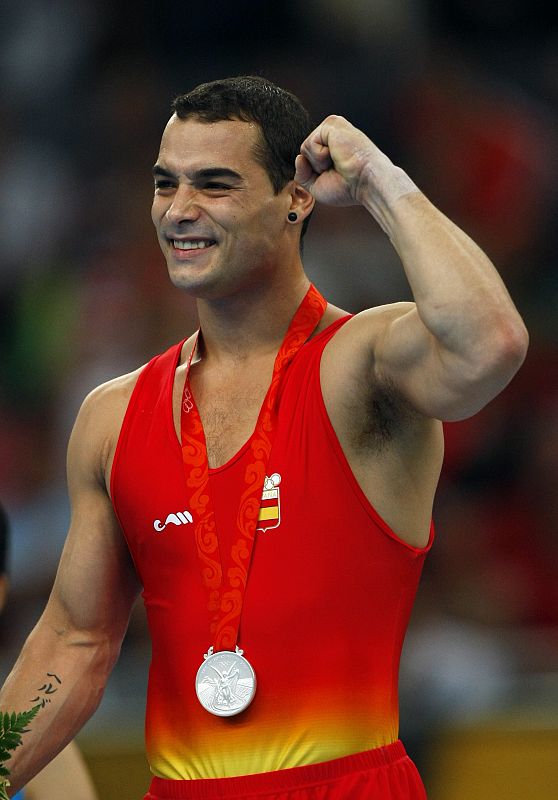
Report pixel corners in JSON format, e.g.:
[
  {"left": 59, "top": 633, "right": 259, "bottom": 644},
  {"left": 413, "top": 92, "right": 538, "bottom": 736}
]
[{"left": 144, "top": 740, "right": 426, "bottom": 799}]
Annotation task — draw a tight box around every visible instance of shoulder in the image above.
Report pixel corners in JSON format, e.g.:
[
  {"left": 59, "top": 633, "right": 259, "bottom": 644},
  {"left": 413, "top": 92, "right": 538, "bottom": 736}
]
[
  {"left": 73, "top": 337, "right": 187, "bottom": 436},
  {"left": 70, "top": 339, "right": 189, "bottom": 489},
  {"left": 75, "top": 366, "right": 145, "bottom": 435},
  {"left": 68, "top": 365, "right": 147, "bottom": 488}
]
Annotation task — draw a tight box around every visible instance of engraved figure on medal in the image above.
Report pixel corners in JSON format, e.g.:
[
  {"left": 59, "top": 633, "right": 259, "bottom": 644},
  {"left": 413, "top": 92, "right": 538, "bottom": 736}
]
[{"left": 196, "top": 647, "right": 256, "bottom": 716}]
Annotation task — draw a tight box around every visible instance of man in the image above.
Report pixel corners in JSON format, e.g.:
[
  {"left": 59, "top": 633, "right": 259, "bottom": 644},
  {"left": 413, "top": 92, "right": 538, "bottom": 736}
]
[
  {"left": 0, "top": 76, "right": 528, "bottom": 798},
  {"left": 0, "top": 505, "right": 98, "bottom": 800}
]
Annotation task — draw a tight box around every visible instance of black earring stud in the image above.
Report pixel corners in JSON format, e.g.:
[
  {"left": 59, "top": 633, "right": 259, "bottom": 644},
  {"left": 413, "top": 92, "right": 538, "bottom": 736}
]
[{"left": 288, "top": 212, "right": 298, "bottom": 222}]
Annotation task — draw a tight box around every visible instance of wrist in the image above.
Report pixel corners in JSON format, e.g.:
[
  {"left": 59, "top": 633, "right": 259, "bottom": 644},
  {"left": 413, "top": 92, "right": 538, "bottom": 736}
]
[{"left": 358, "top": 163, "right": 421, "bottom": 235}]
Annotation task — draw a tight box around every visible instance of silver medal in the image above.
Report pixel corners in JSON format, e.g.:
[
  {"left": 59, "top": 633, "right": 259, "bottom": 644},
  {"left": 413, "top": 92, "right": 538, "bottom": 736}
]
[{"left": 196, "top": 646, "right": 257, "bottom": 717}]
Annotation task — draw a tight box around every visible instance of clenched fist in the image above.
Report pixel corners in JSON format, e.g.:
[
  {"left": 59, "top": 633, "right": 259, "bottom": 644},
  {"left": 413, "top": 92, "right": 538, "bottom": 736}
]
[{"left": 295, "top": 115, "right": 419, "bottom": 224}]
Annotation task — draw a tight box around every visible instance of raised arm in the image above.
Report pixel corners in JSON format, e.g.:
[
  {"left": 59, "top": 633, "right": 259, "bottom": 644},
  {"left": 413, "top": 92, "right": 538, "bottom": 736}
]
[
  {"left": 0, "top": 385, "right": 141, "bottom": 796},
  {"left": 296, "top": 115, "right": 529, "bottom": 420}
]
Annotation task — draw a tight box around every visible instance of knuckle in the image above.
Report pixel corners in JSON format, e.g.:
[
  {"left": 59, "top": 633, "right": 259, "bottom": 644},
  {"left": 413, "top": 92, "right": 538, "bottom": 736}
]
[{"left": 325, "top": 114, "right": 346, "bottom": 126}]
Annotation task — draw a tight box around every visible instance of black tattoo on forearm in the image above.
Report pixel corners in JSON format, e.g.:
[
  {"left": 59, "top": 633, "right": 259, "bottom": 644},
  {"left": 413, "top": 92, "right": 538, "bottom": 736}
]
[{"left": 30, "top": 673, "right": 62, "bottom": 708}]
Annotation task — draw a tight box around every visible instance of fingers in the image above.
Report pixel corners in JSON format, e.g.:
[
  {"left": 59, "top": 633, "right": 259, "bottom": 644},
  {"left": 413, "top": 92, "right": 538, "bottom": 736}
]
[
  {"left": 294, "top": 154, "right": 315, "bottom": 188},
  {"left": 300, "top": 123, "right": 334, "bottom": 175},
  {"left": 300, "top": 141, "right": 333, "bottom": 175}
]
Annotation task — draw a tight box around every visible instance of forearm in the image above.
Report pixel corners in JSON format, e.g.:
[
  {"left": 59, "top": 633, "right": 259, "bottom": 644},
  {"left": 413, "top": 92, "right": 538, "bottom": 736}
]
[
  {"left": 0, "top": 613, "right": 119, "bottom": 795},
  {"left": 361, "top": 173, "right": 528, "bottom": 360}
]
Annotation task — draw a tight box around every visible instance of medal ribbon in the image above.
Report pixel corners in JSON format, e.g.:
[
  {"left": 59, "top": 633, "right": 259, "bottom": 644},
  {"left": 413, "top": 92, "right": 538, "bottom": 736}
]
[{"left": 181, "top": 285, "right": 327, "bottom": 652}]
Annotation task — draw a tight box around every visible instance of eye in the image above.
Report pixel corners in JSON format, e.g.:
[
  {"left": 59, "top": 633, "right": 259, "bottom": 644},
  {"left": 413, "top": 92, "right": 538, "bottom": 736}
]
[
  {"left": 154, "top": 180, "right": 176, "bottom": 192},
  {"left": 204, "top": 182, "right": 232, "bottom": 191}
]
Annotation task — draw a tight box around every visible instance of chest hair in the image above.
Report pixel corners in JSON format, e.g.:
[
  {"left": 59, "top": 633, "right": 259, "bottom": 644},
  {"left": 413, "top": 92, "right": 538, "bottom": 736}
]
[{"left": 201, "top": 387, "right": 267, "bottom": 467}]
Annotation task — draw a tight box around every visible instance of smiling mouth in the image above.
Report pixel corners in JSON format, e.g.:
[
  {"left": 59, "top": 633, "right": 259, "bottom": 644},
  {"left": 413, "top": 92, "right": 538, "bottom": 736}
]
[{"left": 171, "top": 239, "right": 216, "bottom": 251}]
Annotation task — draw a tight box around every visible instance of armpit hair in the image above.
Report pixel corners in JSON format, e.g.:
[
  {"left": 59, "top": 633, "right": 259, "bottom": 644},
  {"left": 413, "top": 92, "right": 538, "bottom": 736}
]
[{"left": 349, "top": 375, "right": 420, "bottom": 453}]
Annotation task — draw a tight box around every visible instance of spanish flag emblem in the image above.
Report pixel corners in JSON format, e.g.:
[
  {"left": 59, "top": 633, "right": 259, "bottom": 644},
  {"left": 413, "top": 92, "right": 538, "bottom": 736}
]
[{"left": 257, "top": 473, "right": 281, "bottom": 532}]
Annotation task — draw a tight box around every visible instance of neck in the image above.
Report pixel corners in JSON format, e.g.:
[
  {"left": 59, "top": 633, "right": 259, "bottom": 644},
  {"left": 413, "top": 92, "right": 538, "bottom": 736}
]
[{"left": 195, "top": 272, "right": 311, "bottom": 363}]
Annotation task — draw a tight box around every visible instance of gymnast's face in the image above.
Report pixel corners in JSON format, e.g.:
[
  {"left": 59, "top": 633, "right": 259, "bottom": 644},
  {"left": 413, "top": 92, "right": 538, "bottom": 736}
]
[{"left": 151, "top": 115, "right": 295, "bottom": 299}]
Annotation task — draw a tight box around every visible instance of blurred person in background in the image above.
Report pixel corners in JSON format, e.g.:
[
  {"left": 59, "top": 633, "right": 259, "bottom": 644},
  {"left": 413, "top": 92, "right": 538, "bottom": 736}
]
[
  {"left": 0, "top": 504, "right": 98, "bottom": 800},
  {"left": 0, "top": 76, "right": 528, "bottom": 799}
]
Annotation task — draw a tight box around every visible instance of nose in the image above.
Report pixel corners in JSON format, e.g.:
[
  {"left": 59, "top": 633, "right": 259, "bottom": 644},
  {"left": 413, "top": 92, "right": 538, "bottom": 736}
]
[{"left": 165, "top": 184, "right": 201, "bottom": 224}]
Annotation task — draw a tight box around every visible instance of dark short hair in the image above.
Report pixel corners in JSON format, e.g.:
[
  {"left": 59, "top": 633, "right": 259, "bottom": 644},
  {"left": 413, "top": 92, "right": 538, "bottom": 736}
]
[
  {"left": 171, "top": 76, "right": 314, "bottom": 240},
  {"left": 0, "top": 504, "right": 8, "bottom": 576}
]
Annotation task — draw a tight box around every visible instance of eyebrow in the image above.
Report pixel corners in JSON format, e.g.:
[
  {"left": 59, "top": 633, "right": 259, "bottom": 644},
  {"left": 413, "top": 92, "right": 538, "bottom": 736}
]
[{"left": 152, "top": 165, "right": 243, "bottom": 182}]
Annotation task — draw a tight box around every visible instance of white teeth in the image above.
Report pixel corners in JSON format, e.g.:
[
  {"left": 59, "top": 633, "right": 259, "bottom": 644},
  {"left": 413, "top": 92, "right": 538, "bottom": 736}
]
[{"left": 173, "top": 240, "right": 213, "bottom": 250}]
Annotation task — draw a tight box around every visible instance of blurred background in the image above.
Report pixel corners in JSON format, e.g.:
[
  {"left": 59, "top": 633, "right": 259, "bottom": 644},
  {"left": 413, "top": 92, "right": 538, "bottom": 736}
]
[{"left": 1, "top": 1, "right": 558, "bottom": 797}]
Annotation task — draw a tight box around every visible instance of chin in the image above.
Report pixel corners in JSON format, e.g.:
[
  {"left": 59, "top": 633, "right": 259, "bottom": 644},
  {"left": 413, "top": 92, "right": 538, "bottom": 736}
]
[
  {"left": 167, "top": 269, "right": 230, "bottom": 300},
  {"left": 166, "top": 257, "right": 270, "bottom": 301}
]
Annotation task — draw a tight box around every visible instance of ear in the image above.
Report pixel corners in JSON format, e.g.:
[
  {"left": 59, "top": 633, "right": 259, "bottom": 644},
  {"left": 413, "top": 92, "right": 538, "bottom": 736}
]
[
  {"left": 0, "top": 575, "right": 8, "bottom": 615},
  {"left": 288, "top": 182, "right": 315, "bottom": 223}
]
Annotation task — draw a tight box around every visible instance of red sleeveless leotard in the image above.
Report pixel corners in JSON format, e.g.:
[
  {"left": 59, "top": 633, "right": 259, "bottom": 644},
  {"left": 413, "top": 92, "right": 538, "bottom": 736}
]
[{"left": 111, "top": 316, "right": 433, "bottom": 780}]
